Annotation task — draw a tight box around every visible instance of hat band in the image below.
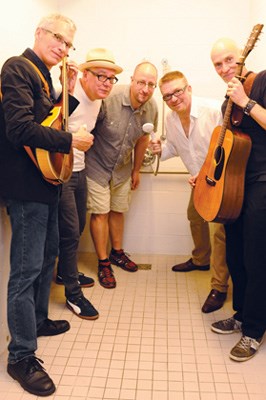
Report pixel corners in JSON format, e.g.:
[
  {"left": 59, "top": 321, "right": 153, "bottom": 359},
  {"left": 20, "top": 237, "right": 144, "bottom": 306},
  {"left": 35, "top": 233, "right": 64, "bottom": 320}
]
[{"left": 86, "top": 58, "right": 115, "bottom": 64}]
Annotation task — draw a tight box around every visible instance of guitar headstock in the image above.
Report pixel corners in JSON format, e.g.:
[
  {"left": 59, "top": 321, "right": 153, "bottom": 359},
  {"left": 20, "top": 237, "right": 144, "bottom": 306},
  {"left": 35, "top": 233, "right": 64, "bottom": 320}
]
[{"left": 241, "top": 24, "right": 264, "bottom": 60}]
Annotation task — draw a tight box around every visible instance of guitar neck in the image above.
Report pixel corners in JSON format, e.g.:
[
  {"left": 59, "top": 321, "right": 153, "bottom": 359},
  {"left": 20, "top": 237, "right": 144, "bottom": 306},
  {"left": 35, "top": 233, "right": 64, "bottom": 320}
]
[
  {"left": 219, "top": 53, "right": 246, "bottom": 143},
  {"left": 61, "top": 56, "right": 69, "bottom": 131}
]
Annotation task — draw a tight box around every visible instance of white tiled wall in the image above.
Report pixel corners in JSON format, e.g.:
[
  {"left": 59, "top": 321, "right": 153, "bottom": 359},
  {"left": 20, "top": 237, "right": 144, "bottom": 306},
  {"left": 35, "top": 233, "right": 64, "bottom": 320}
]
[{"left": 79, "top": 173, "right": 194, "bottom": 255}]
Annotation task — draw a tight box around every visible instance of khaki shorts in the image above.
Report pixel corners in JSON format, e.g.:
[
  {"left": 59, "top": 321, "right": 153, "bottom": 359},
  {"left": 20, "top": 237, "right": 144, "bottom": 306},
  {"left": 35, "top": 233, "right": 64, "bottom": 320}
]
[{"left": 87, "top": 177, "right": 132, "bottom": 214}]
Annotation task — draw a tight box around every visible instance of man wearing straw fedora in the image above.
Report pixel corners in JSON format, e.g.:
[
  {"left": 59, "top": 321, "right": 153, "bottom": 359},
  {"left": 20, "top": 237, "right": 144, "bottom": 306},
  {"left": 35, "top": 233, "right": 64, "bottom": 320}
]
[{"left": 56, "top": 48, "right": 123, "bottom": 316}]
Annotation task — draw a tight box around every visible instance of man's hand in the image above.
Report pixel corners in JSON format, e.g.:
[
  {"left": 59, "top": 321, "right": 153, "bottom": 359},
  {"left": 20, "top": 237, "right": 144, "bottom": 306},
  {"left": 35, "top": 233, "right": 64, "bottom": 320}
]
[
  {"left": 227, "top": 77, "right": 249, "bottom": 108},
  {"left": 189, "top": 173, "right": 198, "bottom": 188},
  {"left": 60, "top": 60, "right": 79, "bottom": 95},
  {"left": 131, "top": 170, "right": 140, "bottom": 190},
  {"left": 149, "top": 138, "right": 162, "bottom": 155},
  {"left": 71, "top": 125, "right": 94, "bottom": 152}
]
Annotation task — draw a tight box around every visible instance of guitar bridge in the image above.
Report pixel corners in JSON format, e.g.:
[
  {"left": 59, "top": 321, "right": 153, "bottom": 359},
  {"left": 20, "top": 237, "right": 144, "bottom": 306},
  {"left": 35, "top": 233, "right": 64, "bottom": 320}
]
[{"left": 205, "top": 176, "right": 216, "bottom": 186}]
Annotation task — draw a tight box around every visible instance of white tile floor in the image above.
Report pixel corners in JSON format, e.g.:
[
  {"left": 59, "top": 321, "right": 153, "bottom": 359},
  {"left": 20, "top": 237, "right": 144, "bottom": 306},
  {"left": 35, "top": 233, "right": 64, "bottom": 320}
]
[{"left": 0, "top": 252, "right": 266, "bottom": 400}]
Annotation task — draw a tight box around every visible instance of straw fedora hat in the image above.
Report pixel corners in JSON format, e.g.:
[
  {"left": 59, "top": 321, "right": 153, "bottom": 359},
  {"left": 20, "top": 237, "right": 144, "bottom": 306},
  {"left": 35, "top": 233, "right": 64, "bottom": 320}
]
[{"left": 79, "top": 48, "right": 123, "bottom": 74}]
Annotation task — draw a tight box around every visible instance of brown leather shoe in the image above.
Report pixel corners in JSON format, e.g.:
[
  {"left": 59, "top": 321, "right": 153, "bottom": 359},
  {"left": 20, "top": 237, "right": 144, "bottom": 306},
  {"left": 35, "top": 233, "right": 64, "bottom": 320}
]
[
  {"left": 172, "top": 258, "right": 210, "bottom": 272},
  {"left": 201, "top": 289, "right": 227, "bottom": 313}
]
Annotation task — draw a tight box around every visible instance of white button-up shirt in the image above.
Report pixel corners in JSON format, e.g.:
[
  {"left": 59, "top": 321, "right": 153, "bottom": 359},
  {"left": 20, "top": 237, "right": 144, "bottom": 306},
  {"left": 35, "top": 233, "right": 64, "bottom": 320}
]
[{"left": 161, "top": 96, "right": 223, "bottom": 176}]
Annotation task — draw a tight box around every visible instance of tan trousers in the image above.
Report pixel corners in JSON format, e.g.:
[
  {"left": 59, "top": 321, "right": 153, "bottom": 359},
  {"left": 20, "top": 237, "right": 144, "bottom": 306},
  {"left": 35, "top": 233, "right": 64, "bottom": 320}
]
[{"left": 187, "top": 190, "right": 230, "bottom": 292}]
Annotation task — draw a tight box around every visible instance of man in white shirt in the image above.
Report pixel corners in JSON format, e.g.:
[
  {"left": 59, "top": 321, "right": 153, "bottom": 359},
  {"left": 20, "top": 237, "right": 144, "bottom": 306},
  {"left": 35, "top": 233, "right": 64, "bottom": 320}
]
[
  {"left": 57, "top": 48, "right": 123, "bottom": 319},
  {"left": 151, "top": 70, "right": 229, "bottom": 313}
]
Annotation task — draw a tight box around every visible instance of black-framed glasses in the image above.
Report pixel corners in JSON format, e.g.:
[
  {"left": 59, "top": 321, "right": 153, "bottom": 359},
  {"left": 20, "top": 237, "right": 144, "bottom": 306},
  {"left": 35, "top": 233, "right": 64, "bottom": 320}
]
[
  {"left": 87, "top": 69, "right": 118, "bottom": 84},
  {"left": 135, "top": 80, "right": 157, "bottom": 90},
  {"left": 162, "top": 85, "right": 188, "bottom": 102},
  {"left": 42, "top": 28, "right": 75, "bottom": 50}
]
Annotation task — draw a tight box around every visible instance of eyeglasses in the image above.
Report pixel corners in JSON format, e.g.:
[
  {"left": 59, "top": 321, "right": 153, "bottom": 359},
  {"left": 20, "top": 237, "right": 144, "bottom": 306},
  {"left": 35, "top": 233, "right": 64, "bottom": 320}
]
[
  {"left": 42, "top": 28, "right": 75, "bottom": 50},
  {"left": 87, "top": 69, "right": 118, "bottom": 84},
  {"left": 135, "top": 80, "right": 157, "bottom": 90},
  {"left": 162, "top": 85, "right": 188, "bottom": 102}
]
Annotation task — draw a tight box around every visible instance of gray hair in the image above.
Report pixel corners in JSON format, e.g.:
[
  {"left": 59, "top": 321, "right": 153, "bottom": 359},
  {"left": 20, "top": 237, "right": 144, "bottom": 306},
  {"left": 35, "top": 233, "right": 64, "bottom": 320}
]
[{"left": 37, "top": 13, "right": 76, "bottom": 34}]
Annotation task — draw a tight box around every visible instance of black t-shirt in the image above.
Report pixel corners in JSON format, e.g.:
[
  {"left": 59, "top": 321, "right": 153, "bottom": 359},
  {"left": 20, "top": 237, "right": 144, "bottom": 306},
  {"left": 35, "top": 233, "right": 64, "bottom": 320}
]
[{"left": 222, "top": 70, "right": 266, "bottom": 184}]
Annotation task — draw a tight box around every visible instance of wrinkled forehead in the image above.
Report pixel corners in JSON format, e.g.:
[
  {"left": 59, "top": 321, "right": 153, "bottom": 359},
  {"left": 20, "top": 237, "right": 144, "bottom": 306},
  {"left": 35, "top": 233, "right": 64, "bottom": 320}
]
[
  {"left": 91, "top": 67, "right": 117, "bottom": 75},
  {"left": 211, "top": 48, "right": 237, "bottom": 64},
  {"left": 49, "top": 20, "right": 75, "bottom": 37},
  {"left": 134, "top": 66, "right": 157, "bottom": 82},
  {"left": 211, "top": 40, "right": 240, "bottom": 62}
]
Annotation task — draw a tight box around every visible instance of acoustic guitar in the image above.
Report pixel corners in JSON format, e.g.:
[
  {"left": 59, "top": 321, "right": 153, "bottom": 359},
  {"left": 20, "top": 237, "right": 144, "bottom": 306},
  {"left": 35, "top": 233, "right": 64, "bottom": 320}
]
[
  {"left": 193, "top": 23, "right": 263, "bottom": 224},
  {"left": 24, "top": 56, "right": 73, "bottom": 185}
]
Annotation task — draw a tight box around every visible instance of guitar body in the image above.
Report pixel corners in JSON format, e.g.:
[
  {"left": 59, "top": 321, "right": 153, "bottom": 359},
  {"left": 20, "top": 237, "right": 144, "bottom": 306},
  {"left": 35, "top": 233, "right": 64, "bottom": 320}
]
[
  {"left": 193, "top": 126, "right": 251, "bottom": 223},
  {"left": 35, "top": 106, "right": 73, "bottom": 183},
  {"left": 24, "top": 57, "right": 73, "bottom": 185},
  {"left": 193, "top": 23, "right": 263, "bottom": 224}
]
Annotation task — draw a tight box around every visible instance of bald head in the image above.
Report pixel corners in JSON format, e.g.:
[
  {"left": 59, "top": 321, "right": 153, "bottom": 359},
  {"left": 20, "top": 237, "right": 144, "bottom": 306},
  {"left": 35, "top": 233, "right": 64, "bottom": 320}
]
[
  {"left": 211, "top": 38, "right": 240, "bottom": 62},
  {"left": 210, "top": 37, "right": 244, "bottom": 83},
  {"left": 133, "top": 61, "right": 158, "bottom": 80},
  {"left": 130, "top": 61, "right": 158, "bottom": 109}
]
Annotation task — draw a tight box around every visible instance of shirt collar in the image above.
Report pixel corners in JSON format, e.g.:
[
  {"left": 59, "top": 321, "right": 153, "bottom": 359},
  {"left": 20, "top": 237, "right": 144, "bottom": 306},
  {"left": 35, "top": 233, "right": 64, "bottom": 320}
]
[
  {"left": 122, "top": 85, "right": 149, "bottom": 114},
  {"left": 190, "top": 96, "right": 200, "bottom": 119}
]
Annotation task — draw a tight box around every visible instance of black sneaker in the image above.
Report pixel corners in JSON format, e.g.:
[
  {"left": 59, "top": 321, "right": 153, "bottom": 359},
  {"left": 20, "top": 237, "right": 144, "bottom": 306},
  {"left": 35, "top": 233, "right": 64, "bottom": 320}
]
[
  {"left": 109, "top": 250, "right": 138, "bottom": 272},
  {"left": 7, "top": 356, "right": 55, "bottom": 396},
  {"left": 37, "top": 319, "right": 70, "bottom": 337},
  {"left": 56, "top": 272, "right": 95, "bottom": 288},
  {"left": 211, "top": 317, "right": 242, "bottom": 334},
  {"left": 66, "top": 295, "right": 99, "bottom": 320}
]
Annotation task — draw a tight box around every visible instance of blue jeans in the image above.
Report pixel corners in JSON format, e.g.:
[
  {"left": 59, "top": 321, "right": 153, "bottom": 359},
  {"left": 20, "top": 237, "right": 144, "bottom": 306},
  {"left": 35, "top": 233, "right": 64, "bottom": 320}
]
[
  {"left": 57, "top": 170, "right": 87, "bottom": 299},
  {"left": 7, "top": 199, "right": 59, "bottom": 363}
]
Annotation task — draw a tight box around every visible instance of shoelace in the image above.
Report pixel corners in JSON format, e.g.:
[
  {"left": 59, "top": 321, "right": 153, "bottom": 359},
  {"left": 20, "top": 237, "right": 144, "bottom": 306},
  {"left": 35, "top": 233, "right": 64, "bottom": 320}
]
[
  {"left": 220, "top": 318, "right": 238, "bottom": 328},
  {"left": 237, "top": 336, "right": 253, "bottom": 350},
  {"left": 238, "top": 336, "right": 259, "bottom": 351},
  {"left": 26, "top": 356, "right": 46, "bottom": 373},
  {"left": 114, "top": 251, "right": 134, "bottom": 266},
  {"left": 99, "top": 265, "right": 114, "bottom": 278}
]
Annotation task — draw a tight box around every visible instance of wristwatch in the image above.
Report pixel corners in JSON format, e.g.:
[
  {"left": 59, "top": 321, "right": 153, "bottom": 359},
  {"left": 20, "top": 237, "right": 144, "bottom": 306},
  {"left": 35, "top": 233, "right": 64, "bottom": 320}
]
[{"left": 243, "top": 99, "right": 257, "bottom": 116}]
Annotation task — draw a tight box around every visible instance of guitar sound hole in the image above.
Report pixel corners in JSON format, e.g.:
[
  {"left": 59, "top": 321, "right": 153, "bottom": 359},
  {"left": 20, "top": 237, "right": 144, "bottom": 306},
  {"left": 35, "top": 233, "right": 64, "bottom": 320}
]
[{"left": 214, "top": 146, "right": 225, "bottom": 180}]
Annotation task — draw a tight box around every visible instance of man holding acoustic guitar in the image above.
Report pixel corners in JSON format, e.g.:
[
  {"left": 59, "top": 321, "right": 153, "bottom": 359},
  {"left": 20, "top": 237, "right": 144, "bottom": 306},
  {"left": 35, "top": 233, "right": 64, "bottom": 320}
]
[
  {"left": 0, "top": 13, "right": 93, "bottom": 396},
  {"left": 209, "top": 32, "right": 266, "bottom": 362}
]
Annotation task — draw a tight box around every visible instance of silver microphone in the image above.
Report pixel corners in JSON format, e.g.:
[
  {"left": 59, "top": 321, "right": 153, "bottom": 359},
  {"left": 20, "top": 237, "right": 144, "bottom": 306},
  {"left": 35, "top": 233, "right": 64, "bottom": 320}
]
[
  {"left": 142, "top": 122, "right": 156, "bottom": 141},
  {"left": 142, "top": 123, "right": 160, "bottom": 176}
]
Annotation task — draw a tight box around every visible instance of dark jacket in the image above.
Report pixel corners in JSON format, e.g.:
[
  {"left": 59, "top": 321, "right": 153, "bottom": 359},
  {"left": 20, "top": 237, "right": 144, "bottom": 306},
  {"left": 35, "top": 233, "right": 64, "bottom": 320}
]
[{"left": 0, "top": 48, "right": 79, "bottom": 204}]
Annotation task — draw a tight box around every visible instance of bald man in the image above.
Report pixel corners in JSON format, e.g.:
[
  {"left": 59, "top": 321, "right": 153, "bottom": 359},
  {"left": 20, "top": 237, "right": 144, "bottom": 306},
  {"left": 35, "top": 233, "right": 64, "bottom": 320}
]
[
  {"left": 210, "top": 37, "right": 266, "bottom": 362},
  {"left": 86, "top": 62, "right": 158, "bottom": 289}
]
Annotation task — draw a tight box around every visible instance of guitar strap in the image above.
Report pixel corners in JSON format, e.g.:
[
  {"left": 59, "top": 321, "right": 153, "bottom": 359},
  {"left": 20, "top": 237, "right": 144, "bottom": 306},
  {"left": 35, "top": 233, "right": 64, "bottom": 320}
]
[
  {"left": 231, "top": 71, "right": 257, "bottom": 126},
  {"left": 24, "top": 58, "right": 51, "bottom": 97}
]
